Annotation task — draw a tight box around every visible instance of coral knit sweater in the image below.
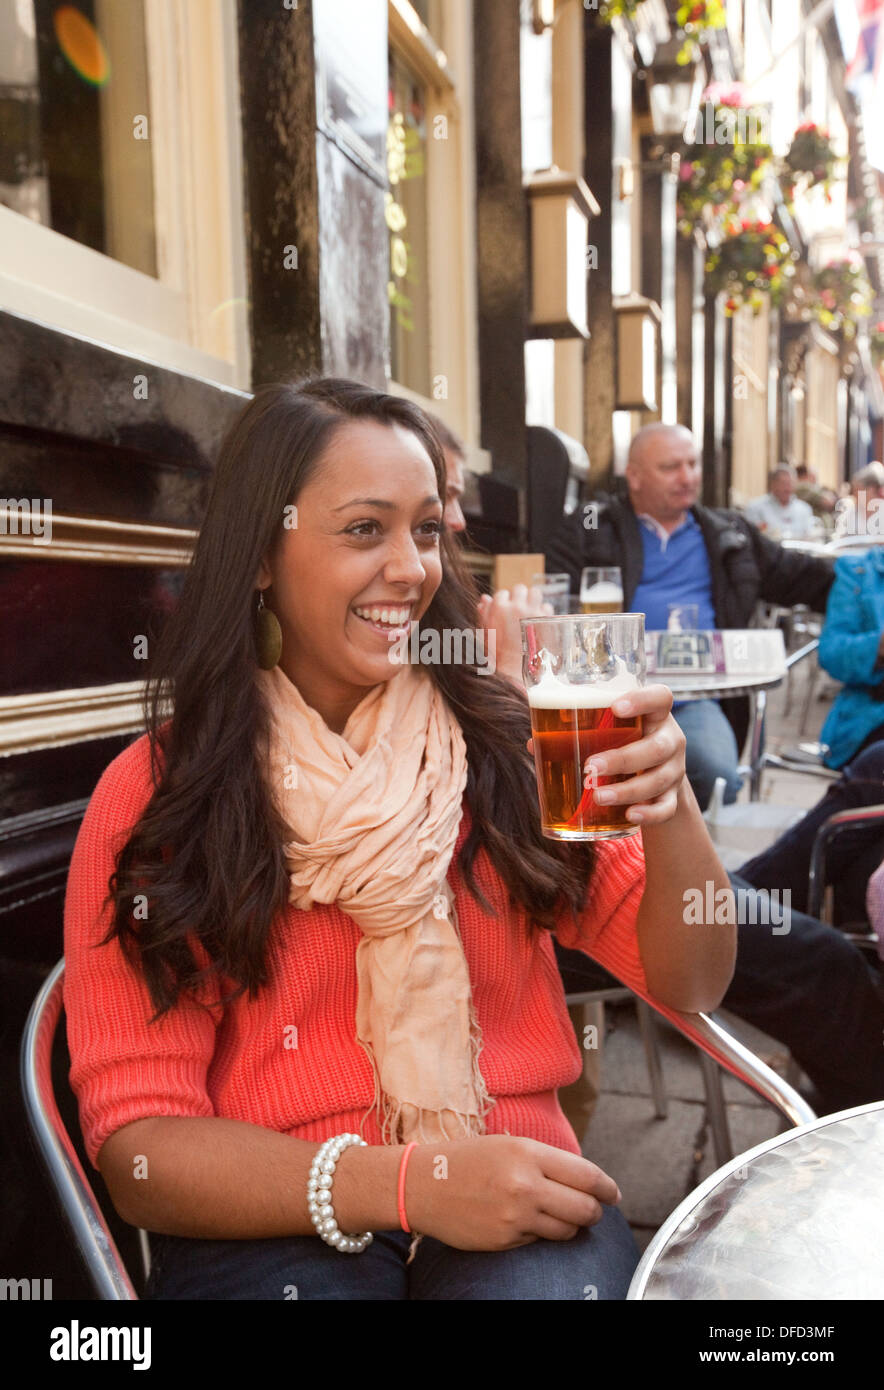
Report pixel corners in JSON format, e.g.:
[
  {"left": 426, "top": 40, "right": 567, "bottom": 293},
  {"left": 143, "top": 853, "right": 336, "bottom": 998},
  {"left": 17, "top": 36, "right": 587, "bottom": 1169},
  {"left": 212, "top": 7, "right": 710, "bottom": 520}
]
[{"left": 64, "top": 729, "right": 660, "bottom": 1171}]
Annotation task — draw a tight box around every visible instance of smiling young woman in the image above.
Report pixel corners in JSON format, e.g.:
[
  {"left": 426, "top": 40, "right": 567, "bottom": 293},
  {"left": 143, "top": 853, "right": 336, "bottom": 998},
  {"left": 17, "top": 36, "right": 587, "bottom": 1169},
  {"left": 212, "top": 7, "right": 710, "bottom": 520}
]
[{"left": 62, "top": 377, "right": 734, "bottom": 1301}]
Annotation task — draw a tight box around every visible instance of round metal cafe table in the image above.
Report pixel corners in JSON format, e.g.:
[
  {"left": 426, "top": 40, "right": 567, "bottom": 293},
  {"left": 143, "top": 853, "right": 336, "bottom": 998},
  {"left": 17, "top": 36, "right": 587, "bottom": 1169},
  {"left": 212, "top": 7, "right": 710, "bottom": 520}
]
[
  {"left": 659, "top": 669, "right": 785, "bottom": 703},
  {"left": 628, "top": 1101, "right": 884, "bottom": 1300}
]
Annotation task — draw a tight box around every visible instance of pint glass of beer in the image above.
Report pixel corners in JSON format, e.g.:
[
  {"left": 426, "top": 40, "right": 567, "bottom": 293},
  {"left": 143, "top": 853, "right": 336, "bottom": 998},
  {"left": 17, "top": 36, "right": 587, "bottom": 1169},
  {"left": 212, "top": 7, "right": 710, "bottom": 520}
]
[
  {"left": 580, "top": 567, "right": 624, "bottom": 614},
  {"left": 520, "top": 612, "right": 645, "bottom": 840}
]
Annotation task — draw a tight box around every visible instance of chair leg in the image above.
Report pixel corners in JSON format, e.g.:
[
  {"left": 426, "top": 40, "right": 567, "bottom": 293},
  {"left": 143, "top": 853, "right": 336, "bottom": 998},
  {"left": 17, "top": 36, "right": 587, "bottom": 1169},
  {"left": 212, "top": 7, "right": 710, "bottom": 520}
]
[
  {"left": 636, "top": 1000, "right": 668, "bottom": 1119},
  {"left": 748, "top": 689, "right": 767, "bottom": 801},
  {"left": 138, "top": 1229, "right": 151, "bottom": 1284},
  {"left": 700, "top": 1051, "right": 733, "bottom": 1167},
  {"left": 799, "top": 660, "right": 819, "bottom": 738}
]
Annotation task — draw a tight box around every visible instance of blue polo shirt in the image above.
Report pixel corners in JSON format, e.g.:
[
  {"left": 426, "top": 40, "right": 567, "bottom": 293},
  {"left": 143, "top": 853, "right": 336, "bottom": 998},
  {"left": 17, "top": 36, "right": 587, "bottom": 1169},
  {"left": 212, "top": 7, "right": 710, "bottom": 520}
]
[{"left": 631, "top": 512, "right": 716, "bottom": 631}]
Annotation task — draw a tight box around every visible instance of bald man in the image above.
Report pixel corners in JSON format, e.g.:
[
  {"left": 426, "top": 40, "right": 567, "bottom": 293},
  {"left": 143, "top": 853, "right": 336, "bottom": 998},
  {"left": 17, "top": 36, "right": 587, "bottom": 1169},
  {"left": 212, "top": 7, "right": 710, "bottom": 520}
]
[{"left": 545, "top": 423, "right": 834, "bottom": 808}]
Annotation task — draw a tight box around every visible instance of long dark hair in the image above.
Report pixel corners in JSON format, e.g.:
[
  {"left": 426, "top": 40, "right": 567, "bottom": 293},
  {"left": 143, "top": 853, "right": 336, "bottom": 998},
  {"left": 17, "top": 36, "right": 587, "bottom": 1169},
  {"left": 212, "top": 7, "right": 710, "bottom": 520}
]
[{"left": 103, "top": 379, "right": 596, "bottom": 1017}]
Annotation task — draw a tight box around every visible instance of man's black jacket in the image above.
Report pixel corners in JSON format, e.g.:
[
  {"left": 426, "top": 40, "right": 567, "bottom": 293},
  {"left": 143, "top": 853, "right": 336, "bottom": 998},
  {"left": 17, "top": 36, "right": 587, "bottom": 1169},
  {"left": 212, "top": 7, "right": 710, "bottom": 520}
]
[
  {"left": 543, "top": 494, "right": 834, "bottom": 626},
  {"left": 543, "top": 494, "right": 835, "bottom": 752}
]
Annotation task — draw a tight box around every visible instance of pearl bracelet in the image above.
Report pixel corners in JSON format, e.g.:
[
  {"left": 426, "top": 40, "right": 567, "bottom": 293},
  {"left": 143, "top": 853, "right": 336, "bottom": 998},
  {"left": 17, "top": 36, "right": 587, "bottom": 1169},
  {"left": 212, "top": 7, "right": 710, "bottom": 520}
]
[{"left": 307, "top": 1133, "right": 373, "bottom": 1253}]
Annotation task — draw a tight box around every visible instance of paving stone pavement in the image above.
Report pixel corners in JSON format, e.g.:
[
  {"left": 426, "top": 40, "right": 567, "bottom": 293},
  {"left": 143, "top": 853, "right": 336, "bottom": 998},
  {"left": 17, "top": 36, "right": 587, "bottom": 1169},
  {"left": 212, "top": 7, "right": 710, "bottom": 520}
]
[{"left": 578, "top": 662, "right": 836, "bottom": 1255}]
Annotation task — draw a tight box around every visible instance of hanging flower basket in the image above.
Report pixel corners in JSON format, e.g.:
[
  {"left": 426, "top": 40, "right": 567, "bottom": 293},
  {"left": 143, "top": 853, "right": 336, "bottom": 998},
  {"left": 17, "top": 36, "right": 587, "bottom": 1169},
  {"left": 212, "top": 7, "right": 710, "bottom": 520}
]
[
  {"left": 599, "top": 0, "right": 725, "bottom": 64},
  {"left": 597, "top": 0, "right": 644, "bottom": 18},
  {"left": 677, "top": 89, "right": 773, "bottom": 237},
  {"left": 704, "top": 219, "right": 796, "bottom": 315},
  {"left": 673, "top": 0, "right": 727, "bottom": 64},
  {"left": 808, "top": 257, "right": 874, "bottom": 339},
  {"left": 780, "top": 122, "right": 840, "bottom": 205}
]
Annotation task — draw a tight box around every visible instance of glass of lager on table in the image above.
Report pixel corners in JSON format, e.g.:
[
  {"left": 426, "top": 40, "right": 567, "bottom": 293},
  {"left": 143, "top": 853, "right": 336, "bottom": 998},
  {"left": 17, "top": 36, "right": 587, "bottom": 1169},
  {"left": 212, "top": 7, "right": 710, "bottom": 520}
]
[
  {"left": 520, "top": 612, "right": 645, "bottom": 840},
  {"left": 580, "top": 566, "right": 623, "bottom": 614}
]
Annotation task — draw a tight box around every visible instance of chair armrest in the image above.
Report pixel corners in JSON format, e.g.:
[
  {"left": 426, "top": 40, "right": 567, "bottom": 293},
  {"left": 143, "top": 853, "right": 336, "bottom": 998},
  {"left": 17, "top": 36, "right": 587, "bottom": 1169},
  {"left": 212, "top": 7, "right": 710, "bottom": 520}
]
[
  {"left": 807, "top": 804, "right": 884, "bottom": 921},
  {"left": 20, "top": 960, "right": 138, "bottom": 1300},
  {"left": 672, "top": 1010, "right": 816, "bottom": 1128},
  {"left": 572, "top": 977, "right": 816, "bottom": 1128},
  {"left": 785, "top": 637, "right": 819, "bottom": 670}
]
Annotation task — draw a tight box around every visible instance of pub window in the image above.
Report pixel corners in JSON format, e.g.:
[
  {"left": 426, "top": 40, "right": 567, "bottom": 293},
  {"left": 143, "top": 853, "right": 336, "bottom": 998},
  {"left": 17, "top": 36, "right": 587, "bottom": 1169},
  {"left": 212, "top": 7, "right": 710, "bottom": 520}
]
[
  {"left": 0, "top": 1, "right": 156, "bottom": 277},
  {"left": 0, "top": 0, "right": 249, "bottom": 388}
]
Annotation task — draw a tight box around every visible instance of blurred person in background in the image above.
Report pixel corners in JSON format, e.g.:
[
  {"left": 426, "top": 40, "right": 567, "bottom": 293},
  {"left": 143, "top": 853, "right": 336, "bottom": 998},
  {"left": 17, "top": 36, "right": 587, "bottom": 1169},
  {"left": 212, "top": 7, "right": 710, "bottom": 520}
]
[
  {"left": 795, "top": 464, "right": 836, "bottom": 533},
  {"left": 744, "top": 464, "right": 815, "bottom": 539},
  {"left": 834, "top": 461, "right": 884, "bottom": 538},
  {"left": 543, "top": 425, "right": 834, "bottom": 810},
  {"left": 428, "top": 410, "right": 553, "bottom": 683},
  {"left": 817, "top": 550, "right": 884, "bottom": 767}
]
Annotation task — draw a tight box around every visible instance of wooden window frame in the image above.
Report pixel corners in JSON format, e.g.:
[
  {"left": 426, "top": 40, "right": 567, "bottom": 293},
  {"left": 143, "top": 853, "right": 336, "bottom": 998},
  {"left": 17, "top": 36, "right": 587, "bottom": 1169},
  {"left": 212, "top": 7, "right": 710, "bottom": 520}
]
[{"left": 386, "top": 0, "right": 481, "bottom": 462}]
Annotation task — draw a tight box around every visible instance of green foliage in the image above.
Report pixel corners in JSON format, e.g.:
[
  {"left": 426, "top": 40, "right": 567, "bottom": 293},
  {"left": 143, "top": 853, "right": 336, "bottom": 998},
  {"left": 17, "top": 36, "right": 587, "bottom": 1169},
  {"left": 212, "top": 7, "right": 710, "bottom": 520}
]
[{"left": 704, "top": 219, "right": 796, "bottom": 315}]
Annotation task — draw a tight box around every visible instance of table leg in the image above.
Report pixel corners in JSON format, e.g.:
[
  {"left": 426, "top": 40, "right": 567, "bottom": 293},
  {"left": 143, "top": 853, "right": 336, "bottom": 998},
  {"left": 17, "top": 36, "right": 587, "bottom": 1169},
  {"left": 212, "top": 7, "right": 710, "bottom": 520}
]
[{"left": 748, "top": 688, "right": 767, "bottom": 802}]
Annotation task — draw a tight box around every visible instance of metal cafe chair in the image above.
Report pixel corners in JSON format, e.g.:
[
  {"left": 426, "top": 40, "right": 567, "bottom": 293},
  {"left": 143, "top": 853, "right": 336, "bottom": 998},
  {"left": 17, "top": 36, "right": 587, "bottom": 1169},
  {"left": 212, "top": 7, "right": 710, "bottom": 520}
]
[
  {"left": 778, "top": 806, "right": 884, "bottom": 1092},
  {"left": 20, "top": 959, "right": 145, "bottom": 1300},
  {"left": 806, "top": 803, "right": 884, "bottom": 950}
]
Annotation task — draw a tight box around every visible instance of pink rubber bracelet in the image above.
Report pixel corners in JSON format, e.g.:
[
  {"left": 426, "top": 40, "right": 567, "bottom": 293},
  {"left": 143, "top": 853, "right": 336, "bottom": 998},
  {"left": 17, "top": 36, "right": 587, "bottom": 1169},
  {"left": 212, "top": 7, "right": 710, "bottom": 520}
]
[{"left": 398, "top": 1142, "right": 417, "bottom": 1233}]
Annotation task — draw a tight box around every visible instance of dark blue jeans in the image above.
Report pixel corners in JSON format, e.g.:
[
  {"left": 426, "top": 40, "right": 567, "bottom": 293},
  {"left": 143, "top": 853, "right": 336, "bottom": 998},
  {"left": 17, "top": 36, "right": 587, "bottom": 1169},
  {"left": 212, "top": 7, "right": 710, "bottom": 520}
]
[
  {"left": 555, "top": 872, "right": 884, "bottom": 1116},
  {"left": 144, "top": 1205, "right": 639, "bottom": 1300}
]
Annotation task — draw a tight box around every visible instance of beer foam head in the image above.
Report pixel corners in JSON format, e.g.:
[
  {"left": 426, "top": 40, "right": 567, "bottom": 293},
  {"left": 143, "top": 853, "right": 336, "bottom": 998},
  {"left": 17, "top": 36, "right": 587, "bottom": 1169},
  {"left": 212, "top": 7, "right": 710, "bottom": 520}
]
[
  {"left": 526, "top": 655, "right": 641, "bottom": 709},
  {"left": 583, "top": 582, "right": 624, "bottom": 602}
]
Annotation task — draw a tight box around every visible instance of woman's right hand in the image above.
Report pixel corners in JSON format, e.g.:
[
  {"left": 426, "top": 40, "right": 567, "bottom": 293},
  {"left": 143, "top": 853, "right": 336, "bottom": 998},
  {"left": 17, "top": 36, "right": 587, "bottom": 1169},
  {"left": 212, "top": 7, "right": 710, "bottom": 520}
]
[{"left": 405, "top": 1134, "right": 622, "bottom": 1251}]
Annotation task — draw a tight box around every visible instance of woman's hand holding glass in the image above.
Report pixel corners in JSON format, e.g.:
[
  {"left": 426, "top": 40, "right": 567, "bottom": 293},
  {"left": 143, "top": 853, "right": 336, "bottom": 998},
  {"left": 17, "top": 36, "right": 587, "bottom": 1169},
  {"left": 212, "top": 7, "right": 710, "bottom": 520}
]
[{"left": 526, "top": 682, "right": 686, "bottom": 827}]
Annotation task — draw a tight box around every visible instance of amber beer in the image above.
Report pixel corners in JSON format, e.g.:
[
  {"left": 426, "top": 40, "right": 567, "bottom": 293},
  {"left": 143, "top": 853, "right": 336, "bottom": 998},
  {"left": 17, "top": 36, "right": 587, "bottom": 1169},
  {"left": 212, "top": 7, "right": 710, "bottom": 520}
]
[
  {"left": 580, "top": 571, "right": 623, "bottom": 616},
  {"left": 580, "top": 597, "right": 623, "bottom": 615},
  {"left": 521, "top": 611, "right": 646, "bottom": 841},
  {"left": 527, "top": 691, "right": 643, "bottom": 839}
]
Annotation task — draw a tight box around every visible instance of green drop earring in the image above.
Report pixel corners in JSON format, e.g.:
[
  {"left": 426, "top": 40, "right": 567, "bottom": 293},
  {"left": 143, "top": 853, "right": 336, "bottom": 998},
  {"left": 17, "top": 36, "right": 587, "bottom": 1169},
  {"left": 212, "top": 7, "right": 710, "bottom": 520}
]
[{"left": 255, "top": 589, "right": 283, "bottom": 669}]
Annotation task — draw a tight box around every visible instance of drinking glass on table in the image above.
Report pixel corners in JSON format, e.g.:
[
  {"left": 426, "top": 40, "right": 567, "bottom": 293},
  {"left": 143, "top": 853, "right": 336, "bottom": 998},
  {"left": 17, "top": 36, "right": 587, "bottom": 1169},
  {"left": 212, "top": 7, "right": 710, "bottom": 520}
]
[
  {"left": 520, "top": 612, "right": 646, "bottom": 841},
  {"left": 580, "top": 567, "right": 623, "bottom": 614},
  {"left": 667, "top": 603, "right": 699, "bottom": 632},
  {"left": 531, "top": 572, "right": 571, "bottom": 614}
]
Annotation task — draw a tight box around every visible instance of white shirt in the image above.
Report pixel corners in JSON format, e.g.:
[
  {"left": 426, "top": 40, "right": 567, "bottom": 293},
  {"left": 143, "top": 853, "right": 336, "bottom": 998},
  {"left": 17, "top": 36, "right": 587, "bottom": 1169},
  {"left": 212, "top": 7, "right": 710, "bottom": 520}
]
[{"left": 743, "top": 494, "right": 815, "bottom": 538}]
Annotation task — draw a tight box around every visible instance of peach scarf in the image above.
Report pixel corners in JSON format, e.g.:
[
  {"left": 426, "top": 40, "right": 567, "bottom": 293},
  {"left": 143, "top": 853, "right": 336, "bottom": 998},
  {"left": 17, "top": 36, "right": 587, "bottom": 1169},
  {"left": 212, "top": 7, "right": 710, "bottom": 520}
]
[{"left": 255, "top": 660, "right": 495, "bottom": 1146}]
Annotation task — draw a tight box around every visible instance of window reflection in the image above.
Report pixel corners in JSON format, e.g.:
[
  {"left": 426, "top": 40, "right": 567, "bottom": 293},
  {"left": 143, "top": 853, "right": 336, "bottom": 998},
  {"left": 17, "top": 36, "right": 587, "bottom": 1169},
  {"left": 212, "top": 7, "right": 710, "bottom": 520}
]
[
  {"left": 387, "top": 46, "right": 431, "bottom": 396},
  {"left": 0, "top": 0, "right": 156, "bottom": 277}
]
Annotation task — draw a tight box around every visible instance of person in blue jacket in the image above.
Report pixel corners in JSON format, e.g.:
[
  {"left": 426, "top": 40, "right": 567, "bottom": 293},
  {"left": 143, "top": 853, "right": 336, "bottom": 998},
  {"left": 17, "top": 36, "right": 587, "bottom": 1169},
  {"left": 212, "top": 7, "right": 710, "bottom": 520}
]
[{"left": 818, "top": 552, "right": 884, "bottom": 768}]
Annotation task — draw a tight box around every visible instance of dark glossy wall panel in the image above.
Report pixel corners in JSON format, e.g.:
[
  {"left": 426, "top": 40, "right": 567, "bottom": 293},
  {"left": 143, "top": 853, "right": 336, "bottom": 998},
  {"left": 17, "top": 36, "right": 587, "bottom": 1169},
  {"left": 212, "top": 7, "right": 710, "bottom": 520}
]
[
  {"left": 0, "top": 310, "right": 245, "bottom": 929},
  {"left": 1, "top": 560, "right": 184, "bottom": 696},
  {"left": 0, "top": 421, "right": 211, "bottom": 529},
  {"left": 0, "top": 735, "right": 138, "bottom": 823},
  {"left": 0, "top": 310, "right": 248, "bottom": 457}
]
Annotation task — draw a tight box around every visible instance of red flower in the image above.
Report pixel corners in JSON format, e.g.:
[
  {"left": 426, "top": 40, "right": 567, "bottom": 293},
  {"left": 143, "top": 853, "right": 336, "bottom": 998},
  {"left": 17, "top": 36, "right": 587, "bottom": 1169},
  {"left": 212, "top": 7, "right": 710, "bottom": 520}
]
[{"left": 690, "top": 2, "right": 705, "bottom": 18}]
